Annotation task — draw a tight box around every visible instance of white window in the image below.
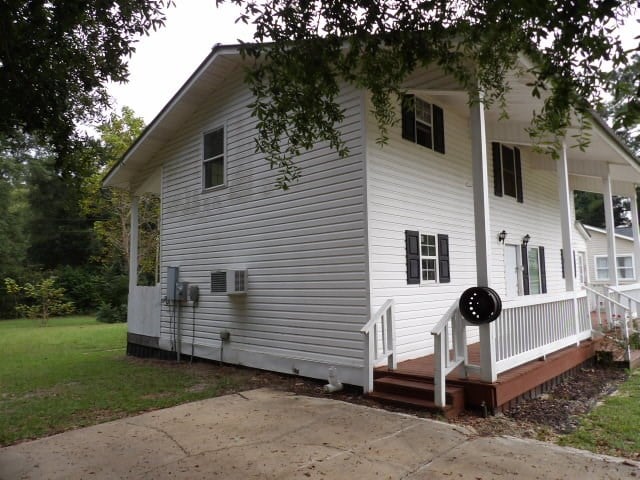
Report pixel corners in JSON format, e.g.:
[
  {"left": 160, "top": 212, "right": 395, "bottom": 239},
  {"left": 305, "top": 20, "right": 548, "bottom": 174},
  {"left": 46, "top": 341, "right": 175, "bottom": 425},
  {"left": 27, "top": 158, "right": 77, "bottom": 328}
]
[
  {"left": 420, "top": 234, "right": 437, "bottom": 282},
  {"left": 594, "top": 255, "right": 635, "bottom": 281},
  {"left": 203, "top": 127, "right": 225, "bottom": 189}
]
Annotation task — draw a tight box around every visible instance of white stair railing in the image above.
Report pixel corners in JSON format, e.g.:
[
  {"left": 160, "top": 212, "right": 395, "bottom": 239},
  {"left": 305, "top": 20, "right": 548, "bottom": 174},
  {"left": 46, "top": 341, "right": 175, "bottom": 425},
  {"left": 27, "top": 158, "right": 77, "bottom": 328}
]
[
  {"left": 585, "top": 285, "right": 631, "bottom": 362},
  {"left": 431, "top": 301, "right": 472, "bottom": 407},
  {"left": 361, "top": 299, "right": 396, "bottom": 393}
]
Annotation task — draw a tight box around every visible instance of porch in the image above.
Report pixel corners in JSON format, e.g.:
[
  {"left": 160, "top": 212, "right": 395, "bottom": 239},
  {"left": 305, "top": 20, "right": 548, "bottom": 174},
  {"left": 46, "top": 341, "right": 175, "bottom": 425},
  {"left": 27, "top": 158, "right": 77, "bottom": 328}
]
[
  {"left": 371, "top": 339, "right": 601, "bottom": 417},
  {"left": 363, "top": 286, "right": 640, "bottom": 417}
]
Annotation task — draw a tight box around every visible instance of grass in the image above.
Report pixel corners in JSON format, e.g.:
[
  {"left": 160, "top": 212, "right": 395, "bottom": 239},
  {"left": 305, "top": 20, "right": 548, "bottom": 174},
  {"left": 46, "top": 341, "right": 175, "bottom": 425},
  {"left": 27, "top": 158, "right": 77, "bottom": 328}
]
[
  {"left": 0, "top": 316, "right": 256, "bottom": 446},
  {"left": 560, "top": 368, "right": 640, "bottom": 459}
]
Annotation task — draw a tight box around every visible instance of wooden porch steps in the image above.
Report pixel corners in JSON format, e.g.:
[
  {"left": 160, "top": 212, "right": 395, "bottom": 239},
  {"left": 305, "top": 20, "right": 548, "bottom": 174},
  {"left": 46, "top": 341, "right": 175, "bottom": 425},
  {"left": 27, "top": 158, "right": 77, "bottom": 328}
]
[{"left": 367, "top": 375, "right": 465, "bottom": 419}]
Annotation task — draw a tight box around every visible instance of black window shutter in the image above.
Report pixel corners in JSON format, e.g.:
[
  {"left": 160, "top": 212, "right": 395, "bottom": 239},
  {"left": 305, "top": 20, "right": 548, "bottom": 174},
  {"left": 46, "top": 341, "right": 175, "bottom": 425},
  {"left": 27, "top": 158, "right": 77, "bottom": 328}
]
[
  {"left": 573, "top": 250, "right": 577, "bottom": 277},
  {"left": 405, "top": 230, "right": 420, "bottom": 284},
  {"left": 560, "top": 249, "right": 565, "bottom": 279},
  {"left": 401, "top": 94, "right": 415, "bottom": 142},
  {"left": 492, "top": 142, "right": 503, "bottom": 197},
  {"left": 539, "top": 246, "right": 547, "bottom": 294},
  {"left": 521, "top": 244, "right": 530, "bottom": 295},
  {"left": 433, "top": 104, "right": 445, "bottom": 154},
  {"left": 437, "top": 234, "right": 451, "bottom": 283},
  {"left": 514, "top": 147, "right": 523, "bottom": 203}
]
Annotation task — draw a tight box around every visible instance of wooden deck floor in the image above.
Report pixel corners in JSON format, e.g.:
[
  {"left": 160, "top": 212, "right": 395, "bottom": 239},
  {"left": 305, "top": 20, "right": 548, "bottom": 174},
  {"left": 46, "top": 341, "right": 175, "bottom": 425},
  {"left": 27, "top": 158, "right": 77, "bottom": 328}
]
[{"left": 375, "top": 339, "right": 601, "bottom": 412}]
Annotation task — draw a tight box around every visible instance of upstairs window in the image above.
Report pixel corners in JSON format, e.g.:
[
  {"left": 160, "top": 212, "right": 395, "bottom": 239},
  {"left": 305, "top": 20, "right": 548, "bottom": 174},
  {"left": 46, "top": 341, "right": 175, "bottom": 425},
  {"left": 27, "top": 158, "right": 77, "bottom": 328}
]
[
  {"left": 492, "top": 143, "right": 523, "bottom": 203},
  {"left": 203, "top": 127, "right": 225, "bottom": 189},
  {"left": 401, "top": 95, "right": 445, "bottom": 154}
]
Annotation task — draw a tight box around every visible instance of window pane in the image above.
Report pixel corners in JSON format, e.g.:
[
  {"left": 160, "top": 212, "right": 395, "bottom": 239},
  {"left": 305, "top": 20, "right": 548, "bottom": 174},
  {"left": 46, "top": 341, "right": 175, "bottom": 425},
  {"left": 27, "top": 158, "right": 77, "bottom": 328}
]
[
  {"left": 416, "top": 122, "right": 432, "bottom": 149},
  {"left": 617, "top": 256, "right": 634, "bottom": 279},
  {"left": 415, "top": 99, "right": 431, "bottom": 124},
  {"left": 596, "top": 257, "right": 608, "bottom": 268},
  {"left": 204, "top": 157, "right": 224, "bottom": 188},
  {"left": 528, "top": 247, "right": 541, "bottom": 294},
  {"left": 502, "top": 145, "right": 516, "bottom": 198},
  {"left": 204, "top": 128, "right": 224, "bottom": 160}
]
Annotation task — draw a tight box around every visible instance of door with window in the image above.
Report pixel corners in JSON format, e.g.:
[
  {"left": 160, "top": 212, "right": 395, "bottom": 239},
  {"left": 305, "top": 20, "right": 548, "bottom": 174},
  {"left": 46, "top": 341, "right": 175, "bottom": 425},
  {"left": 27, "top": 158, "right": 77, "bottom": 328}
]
[{"left": 504, "top": 244, "right": 520, "bottom": 297}]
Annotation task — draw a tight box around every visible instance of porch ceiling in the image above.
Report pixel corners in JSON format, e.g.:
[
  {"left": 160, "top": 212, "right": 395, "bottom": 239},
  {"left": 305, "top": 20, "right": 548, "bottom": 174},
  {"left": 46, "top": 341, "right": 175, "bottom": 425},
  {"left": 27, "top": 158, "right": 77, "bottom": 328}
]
[{"left": 411, "top": 66, "right": 640, "bottom": 192}]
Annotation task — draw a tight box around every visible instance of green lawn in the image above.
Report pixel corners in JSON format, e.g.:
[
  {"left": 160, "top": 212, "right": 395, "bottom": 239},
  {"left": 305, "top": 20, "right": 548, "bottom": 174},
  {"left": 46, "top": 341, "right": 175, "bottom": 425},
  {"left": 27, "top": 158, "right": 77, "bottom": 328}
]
[
  {"left": 0, "top": 317, "right": 254, "bottom": 446},
  {"left": 560, "top": 369, "right": 640, "bottom": 459}
]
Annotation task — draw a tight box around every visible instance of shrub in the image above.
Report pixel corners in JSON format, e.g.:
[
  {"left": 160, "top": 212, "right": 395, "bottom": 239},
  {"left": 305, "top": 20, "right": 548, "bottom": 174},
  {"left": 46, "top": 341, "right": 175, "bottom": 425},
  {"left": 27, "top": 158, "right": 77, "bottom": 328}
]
[{"left": 96, "top": 302, "right": 127, "bottom": 323}]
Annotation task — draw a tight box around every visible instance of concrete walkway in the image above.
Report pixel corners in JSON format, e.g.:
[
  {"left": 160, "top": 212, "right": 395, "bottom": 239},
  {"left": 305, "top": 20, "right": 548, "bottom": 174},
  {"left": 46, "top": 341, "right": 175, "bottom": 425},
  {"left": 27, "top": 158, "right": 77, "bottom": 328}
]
[{"left": 1, "top": 388, "right": 637, "bottom": 479}]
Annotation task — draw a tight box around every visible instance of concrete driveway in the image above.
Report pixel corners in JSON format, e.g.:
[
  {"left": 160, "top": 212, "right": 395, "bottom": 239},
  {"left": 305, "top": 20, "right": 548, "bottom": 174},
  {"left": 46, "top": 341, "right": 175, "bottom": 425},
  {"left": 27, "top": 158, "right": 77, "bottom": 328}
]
[{"left": 0, "top": 388, "right": 637, "bottom": 479}]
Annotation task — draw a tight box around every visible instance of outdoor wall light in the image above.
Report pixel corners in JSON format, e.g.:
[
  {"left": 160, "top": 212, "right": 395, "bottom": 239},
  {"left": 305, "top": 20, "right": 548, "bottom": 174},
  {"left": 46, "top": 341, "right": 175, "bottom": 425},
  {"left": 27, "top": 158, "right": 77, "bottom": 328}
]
[
  {"left": 498, "top": 230, "right": 507, "bottom": 244},
  {"left": 522, "top": 234, "right": 531, "bottom": 246}
]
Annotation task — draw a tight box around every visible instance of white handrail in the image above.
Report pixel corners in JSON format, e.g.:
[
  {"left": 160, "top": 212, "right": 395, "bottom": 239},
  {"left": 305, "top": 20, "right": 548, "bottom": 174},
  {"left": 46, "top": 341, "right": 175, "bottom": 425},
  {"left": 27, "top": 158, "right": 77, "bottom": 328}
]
[
  {"left": 431, "top": 300, "right": 469, "bottom": 407},
  {"left": 361, "top": 299, "right": 395, "bottom": 393},
  {"left": 607, "top": 286, "right": 640, "bottom": 316},
  {"left": 585, "top": 285, "right": 631, "bottom": 362}
]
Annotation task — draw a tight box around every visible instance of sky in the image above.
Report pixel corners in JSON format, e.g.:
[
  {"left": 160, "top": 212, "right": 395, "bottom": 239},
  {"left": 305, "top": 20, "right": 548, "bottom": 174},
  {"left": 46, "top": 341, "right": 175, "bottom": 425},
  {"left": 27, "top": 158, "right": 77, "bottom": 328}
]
[
  {"left": 107, "top": 1, "right": 255, "bottom": 123},
  {"left": 108, "top": 2, "right": 639, "bottom": 125}
]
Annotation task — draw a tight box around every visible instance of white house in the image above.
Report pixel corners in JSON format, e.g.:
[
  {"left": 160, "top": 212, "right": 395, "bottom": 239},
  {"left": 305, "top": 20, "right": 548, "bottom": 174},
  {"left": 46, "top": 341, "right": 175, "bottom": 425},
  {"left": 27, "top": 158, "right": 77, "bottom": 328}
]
[
  {"left": 584, "top": 224, "right": 637, "bottom": 285},
  {"left": 104, "top": 44, "right": 640, "bottom": 411}
]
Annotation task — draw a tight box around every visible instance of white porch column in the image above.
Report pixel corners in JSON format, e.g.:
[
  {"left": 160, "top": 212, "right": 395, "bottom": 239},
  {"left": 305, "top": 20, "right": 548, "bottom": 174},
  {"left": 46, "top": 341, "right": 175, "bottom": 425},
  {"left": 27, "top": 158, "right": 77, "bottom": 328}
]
[
  {"left": 129, "top": 195, "right": 140, "bottom": 293},
  {"left": 603, "top": 173, "right": 618, "bottom": 287},
  {"left": 630, "top": 188, "right": 640, "bottom": 282},
  {"left": 557, "top": 142, "right": 576, "bottom": 291},
  {"left": 470, "top": 96, "right": 497, "bottom": 383}
]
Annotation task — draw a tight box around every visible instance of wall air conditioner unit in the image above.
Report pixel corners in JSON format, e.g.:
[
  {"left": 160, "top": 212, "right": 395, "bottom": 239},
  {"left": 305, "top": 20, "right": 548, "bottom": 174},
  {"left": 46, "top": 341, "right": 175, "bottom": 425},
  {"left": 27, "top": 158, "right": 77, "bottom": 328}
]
[{"left": 211, "top": 270, "right": 248, "bottom": 295}]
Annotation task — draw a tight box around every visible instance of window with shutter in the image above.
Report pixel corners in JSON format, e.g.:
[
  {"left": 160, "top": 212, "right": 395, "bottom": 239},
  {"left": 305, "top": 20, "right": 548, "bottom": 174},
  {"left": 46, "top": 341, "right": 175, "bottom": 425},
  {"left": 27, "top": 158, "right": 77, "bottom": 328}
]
[
  {"left": 405, "top": 230, "right": 451, "bottom": 285},
  {"left": 401, "top": 95, "right": 445, "bottom": 154},
  {"left": 493, "top": 143, "right": 523, "bottom": 202}
]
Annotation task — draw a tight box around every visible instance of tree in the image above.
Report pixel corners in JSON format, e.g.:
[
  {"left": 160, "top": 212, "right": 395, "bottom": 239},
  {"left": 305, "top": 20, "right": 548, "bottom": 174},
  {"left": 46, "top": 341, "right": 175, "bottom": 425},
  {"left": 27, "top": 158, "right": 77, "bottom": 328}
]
[
  {"left": 0, "top": 1, "right": 172, "bottom": 153},
  {"left": 218, "top": 0, "right": 637, "bottom": 189},
  {"left": 4, "top": 277, "right": 74, "bottom": 325},
  {"left": 606, "top": 52, "right": 640, "bottom": 154},
  {"left": 574, "top": 191, "right": 630, "bottom": 228},
  {"left": 81, "top": 107, "right": 159, "bottom": 284}
]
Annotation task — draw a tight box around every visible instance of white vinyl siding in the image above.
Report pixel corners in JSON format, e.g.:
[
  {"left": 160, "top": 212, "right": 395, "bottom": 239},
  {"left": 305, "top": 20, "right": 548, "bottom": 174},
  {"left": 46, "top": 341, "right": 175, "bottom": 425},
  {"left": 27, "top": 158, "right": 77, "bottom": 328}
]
[
  {"left": 157, "top": 72, "right": 368, "bottom": 383},
  {"left": 584, "top": 226, "right": 636, "bottom": 285}
]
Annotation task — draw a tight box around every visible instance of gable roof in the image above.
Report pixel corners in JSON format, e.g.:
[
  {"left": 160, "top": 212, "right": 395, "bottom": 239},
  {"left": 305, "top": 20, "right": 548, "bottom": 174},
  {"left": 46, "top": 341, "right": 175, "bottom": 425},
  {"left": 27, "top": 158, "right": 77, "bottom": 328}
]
[
  {"left": 103, "top": 42, "right": 640, "bottom": 195},
  {"left": 583, "top": 224, "right": 635, "bottom": 242}
]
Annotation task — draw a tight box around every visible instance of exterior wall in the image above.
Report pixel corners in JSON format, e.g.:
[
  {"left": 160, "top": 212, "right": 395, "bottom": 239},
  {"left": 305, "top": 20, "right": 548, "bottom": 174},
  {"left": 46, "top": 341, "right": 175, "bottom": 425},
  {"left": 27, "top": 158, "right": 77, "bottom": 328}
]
[
  {"left": 366, "top": 96, "right": 587, "bottom": 362},
  {"left": 585, "top": 229, "right": 635, "bottom": 285},
  {"left": 155, "top": 73, "right": 369, "bottom": 385}
]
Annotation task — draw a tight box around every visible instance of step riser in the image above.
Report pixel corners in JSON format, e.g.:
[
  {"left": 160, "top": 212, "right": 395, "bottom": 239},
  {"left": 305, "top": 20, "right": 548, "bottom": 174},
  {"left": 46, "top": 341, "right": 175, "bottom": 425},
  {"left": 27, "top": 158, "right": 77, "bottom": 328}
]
[{"left": 373, "top": 382, "right": 459, "bottom": 404}]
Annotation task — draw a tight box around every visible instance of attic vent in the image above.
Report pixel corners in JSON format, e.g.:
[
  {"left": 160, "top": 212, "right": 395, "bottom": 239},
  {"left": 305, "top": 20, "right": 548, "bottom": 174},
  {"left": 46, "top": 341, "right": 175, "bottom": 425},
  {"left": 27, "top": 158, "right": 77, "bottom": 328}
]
[{"left": 211, "top": 270, "right": 248, "bottom": 295}]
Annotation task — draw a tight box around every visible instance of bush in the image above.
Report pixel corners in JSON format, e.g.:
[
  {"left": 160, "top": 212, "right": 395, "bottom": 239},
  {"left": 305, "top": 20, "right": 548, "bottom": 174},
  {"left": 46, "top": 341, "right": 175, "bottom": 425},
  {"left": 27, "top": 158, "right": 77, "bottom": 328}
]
[
  {"left": 54, "top": 265, "right": 102, "bottom": 313},
  {"left": 96, "top": 302, "right": 127, "bottom": 323}
]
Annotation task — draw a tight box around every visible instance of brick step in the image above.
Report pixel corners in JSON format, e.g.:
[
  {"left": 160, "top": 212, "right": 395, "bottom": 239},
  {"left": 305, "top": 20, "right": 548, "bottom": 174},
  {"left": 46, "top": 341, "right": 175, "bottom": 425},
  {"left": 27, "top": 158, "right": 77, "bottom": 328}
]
[{"left": 369, "top": 376, "right": 465, "bottom": 418}]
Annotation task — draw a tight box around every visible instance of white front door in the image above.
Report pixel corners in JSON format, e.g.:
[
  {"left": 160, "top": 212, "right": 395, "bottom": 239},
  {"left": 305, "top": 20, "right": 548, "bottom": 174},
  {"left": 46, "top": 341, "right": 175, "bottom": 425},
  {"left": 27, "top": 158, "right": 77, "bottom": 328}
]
[{"left": 504, "top": 244, "right": 520, "bottom": 297}]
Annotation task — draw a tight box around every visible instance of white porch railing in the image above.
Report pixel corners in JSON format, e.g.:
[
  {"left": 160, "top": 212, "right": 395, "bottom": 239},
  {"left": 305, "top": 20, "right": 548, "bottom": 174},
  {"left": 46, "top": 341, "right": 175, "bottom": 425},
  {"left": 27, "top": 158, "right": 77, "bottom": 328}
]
[
  {"left": 431, "top": 291, "right": 593, "bottom": 407},
  {"left": 361, "top": 299, "right": 396, "bottom": 393},
  {"left": 495, "top": 291, "right": 591, "bottom": 373}
]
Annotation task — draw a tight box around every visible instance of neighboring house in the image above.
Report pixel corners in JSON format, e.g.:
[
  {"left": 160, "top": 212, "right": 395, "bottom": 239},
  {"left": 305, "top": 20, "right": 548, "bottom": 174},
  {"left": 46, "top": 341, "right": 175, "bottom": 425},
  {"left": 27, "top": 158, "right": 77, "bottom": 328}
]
[
  {"left": 104, "top": 44, "right": 640, "bottom": 411},
  {"left": 584, "top": 225, "right": 637, "bottom": 285}
]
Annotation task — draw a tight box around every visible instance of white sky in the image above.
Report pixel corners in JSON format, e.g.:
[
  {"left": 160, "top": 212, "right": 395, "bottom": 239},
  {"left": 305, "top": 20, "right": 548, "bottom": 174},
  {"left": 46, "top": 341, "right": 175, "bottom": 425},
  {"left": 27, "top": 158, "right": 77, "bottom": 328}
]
[
  {"left": 107, "top": 1, "right": 255, "bottom": 123},
  {"left": 107, "top": 2, "right": 639, "bottom": 125}
]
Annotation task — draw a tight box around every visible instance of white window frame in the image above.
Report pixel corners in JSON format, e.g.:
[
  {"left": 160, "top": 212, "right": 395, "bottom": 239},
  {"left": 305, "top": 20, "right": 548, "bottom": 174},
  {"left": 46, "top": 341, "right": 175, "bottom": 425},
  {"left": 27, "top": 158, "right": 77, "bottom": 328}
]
[
  {"left": 594, "top": 254, "right": 635, "bottom": 281},
  {"left": 202, "top": 125, "right": 226, "bottom": 190},
  {"left": 497, "top": 144, "right": 519, "bottom": 200},
  {"left": 414, "top": 97, "right": 435, "bottom": 150},
  {"left": 420, "top": 233, "right": 438, "bottom": 284},
  {"left": 527, "top": 246, "right": 542, "bottom": 295}
]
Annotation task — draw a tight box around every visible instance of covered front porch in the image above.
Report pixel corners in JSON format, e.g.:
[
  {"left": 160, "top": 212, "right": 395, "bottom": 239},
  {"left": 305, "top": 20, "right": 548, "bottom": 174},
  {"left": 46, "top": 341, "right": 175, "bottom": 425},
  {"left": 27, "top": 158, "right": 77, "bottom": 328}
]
[{"left": 362, "top": 60, "right": 640, "bottom": 413}]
